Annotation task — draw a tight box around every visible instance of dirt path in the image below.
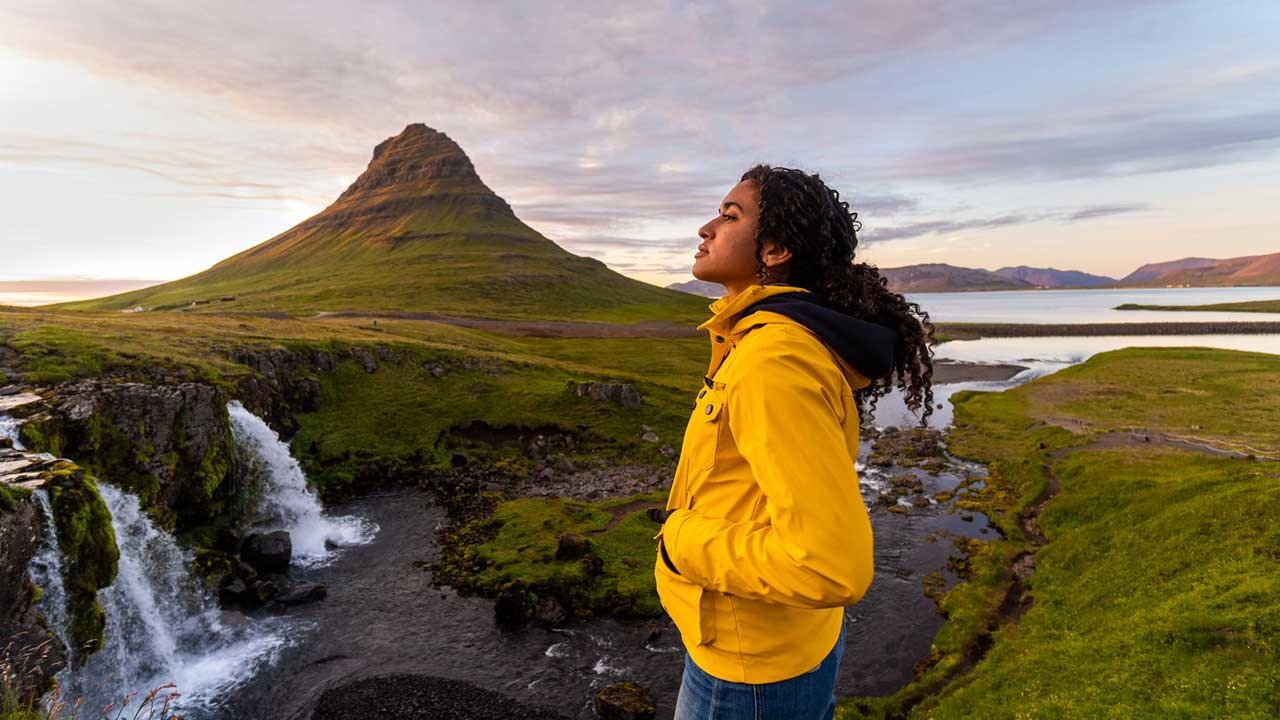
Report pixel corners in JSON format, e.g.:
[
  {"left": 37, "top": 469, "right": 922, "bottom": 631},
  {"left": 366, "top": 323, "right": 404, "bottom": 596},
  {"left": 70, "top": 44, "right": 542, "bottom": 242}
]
[
  {"left": 312, "top": 311, "right": 702, "bottom": 338},
  {"left": 588, "top": 497, "right": 663, "bottom": 534}
]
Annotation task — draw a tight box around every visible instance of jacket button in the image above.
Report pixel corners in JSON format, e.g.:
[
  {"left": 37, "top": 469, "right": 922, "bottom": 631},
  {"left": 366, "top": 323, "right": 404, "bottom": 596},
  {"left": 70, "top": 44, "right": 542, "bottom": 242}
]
[
  {"left": 714, "top": 335, "right": 724, "bottom": 343},
  {"left": 704, "top": 404, "right": 714, "bottom": 415}
]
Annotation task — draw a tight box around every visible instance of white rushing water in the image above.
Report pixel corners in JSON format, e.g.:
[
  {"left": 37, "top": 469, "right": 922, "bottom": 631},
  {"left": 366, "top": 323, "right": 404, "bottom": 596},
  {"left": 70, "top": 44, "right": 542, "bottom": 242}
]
[
  {"left": 28, "top": 490, "right": 71, "bottom": 662},
  {"left": 50, "top": 483, "right": 289, "bottom": 716},
  {"left": 227, "top": 401, "right": 378, "bottom": 567},
  {"left": 0, "top": 414, "right": 23, "bottom": 449}
]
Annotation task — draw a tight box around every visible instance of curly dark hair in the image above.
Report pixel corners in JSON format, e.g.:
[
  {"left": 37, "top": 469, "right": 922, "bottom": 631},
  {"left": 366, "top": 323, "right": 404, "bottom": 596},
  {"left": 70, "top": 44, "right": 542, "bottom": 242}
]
[{"left": 740, "top": 164, "right": 937, "bottom": 427}]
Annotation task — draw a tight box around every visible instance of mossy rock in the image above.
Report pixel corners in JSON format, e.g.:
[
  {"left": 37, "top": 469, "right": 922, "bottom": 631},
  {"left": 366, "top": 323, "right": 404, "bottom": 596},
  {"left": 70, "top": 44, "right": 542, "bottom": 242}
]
[
  {"left": 594, "top": 682, "right": 656, "bottom": 720},
  {"left": 45, "top": 464, "right": 118, "bottom": 665}
]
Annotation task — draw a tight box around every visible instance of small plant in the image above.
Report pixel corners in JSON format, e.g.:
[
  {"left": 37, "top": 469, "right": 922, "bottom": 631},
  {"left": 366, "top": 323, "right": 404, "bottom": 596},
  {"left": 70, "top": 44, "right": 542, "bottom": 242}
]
[{"left": 2, "top": 639, "right": 183, "bottom": 720}]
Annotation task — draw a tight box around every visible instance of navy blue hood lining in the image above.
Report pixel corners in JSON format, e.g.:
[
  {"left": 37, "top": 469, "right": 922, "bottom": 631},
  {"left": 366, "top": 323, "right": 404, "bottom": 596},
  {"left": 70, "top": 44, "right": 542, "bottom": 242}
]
[{"left": 737, "top": 292, "right": 898, "bottom": 380}]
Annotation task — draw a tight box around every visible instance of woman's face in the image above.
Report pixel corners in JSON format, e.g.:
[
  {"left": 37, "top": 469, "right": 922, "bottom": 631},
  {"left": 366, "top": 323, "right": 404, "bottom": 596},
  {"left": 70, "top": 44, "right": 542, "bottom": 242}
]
[{"left": 693, "top": 179, "right": 790, "bottom": 298}]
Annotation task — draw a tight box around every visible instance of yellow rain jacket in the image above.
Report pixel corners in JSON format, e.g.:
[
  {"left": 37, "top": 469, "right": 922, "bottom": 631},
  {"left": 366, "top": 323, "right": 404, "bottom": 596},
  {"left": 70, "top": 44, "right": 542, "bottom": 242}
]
[{"left": 653, "top": 283, "right": 897, "bottom": 683}]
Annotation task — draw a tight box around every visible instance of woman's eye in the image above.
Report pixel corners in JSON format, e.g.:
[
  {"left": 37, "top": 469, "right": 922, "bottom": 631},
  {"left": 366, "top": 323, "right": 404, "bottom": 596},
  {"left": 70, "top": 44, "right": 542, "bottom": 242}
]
[{"left": 721, "top": 214, "right": 734, "bottom": 221}]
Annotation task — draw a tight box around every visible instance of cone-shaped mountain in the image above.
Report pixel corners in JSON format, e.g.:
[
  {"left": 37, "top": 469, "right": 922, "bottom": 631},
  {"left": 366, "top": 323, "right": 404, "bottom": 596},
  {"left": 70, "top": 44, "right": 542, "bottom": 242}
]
[{"left": 65, "top": 124, "right": 705, "bottom": 321}]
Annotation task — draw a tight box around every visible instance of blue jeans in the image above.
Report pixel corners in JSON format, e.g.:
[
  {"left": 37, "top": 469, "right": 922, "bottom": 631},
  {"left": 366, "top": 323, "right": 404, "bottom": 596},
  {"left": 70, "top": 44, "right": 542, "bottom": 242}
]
[{"left": 673, "top": 622, "right": 846, "bottom": 720}]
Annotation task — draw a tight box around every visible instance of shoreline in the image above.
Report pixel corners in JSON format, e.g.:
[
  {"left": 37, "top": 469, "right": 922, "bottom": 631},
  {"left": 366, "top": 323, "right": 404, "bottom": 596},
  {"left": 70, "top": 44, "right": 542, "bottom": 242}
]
[
  {"left": 931, "top": 360, "right": 1027, "bottom": 383},
  {"left": 935, "top": 320, "right": 1280, "bottom": 341}
]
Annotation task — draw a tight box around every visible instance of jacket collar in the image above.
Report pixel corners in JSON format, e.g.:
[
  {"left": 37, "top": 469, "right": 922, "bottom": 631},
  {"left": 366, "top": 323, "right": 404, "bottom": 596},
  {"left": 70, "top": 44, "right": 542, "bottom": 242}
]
[
  {"left": 696, "top": 283, "right": 812, "bottom": 338},
  {"left": 695, "top": 282, "right": 898, "bottom": 386}
]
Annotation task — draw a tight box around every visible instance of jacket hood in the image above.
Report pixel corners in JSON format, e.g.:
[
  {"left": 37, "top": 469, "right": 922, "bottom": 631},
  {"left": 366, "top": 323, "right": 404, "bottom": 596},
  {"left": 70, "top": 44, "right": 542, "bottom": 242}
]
[{"left": 697, "top": 284, "right": 898, "bottom": 381}]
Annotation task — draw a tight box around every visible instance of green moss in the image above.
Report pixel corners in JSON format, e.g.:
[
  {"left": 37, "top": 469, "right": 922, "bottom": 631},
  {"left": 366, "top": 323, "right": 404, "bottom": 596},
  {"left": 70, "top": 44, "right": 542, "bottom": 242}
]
[
  {"left": 46, "top": 466, "right": 119, "bottom": 665},
  {"left": 0, "top": 483, "right": 31, "bottom": 512},
  {"left": 434, "top": 490, "right": 668, "bottom": 618}
]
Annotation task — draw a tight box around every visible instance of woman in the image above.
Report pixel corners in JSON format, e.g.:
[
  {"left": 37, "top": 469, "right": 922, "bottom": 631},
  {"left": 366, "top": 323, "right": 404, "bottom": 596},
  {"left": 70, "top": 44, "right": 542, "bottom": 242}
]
[{"left": 652, "top": 165, "right": 936, "bottom": 719}]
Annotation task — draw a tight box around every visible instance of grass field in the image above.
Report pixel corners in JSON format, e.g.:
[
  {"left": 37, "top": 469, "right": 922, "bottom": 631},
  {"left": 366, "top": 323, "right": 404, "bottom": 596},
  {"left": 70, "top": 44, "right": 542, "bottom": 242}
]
[{"left": 841, "top": 347, "right": 1280, "bottom": 718}]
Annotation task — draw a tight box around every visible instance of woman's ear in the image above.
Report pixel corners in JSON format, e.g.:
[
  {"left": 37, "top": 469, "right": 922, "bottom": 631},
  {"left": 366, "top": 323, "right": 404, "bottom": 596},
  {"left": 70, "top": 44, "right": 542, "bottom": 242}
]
[{"left": 762, "top": 240, "right": 792, "bottom": 268}]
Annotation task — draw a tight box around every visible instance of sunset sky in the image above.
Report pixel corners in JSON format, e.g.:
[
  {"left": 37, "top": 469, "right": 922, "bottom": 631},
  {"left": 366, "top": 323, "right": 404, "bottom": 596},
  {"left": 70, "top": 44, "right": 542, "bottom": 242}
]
[{"left": 2, "top": 1, "right": 1278, "bottom": 303}]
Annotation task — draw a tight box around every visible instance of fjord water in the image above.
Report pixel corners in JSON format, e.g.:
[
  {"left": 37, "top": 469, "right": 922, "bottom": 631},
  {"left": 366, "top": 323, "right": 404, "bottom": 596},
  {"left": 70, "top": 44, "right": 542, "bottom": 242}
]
[{"left": 908, "top": 285, "right": 1280, "bottom": 323}]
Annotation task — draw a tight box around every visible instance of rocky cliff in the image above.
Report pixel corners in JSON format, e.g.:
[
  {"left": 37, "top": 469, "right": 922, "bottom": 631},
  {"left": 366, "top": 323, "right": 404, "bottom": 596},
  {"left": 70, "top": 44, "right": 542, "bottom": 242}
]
[{"left": 19, "top": 381, "right": 236, "bottom": 537}]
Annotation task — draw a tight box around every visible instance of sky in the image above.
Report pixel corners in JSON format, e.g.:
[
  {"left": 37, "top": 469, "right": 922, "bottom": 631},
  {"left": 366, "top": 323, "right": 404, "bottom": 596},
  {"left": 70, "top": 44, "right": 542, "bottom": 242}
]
[{"left": 1, "top": 0, "right": 1278, "bottom": 303}]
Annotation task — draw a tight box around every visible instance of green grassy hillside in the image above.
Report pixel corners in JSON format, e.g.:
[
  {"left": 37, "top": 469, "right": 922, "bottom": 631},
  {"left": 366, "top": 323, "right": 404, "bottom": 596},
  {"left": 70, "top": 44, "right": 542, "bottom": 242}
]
[{"left": 57, "top": 124, "right": 707, "bottom": 323}]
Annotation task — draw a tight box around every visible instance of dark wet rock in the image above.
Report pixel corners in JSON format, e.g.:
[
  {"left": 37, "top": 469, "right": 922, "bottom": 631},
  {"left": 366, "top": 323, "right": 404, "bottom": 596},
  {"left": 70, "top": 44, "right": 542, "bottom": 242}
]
[
  {"left": 279, "top": 581, "right": 329, "bottom": 606},
  {"left": 645, "top": 624, "right": 663, "bottom": 643},
  {"left": 241, "top": 531, "right": 293, "bottom": 573},
  {"left": 251, "top": 574, "right": 289, "bottom": 604},
  {"left": 555, "top": 533, "right": 591, "bottom": 561},
  {"left": 19, "top": 379, "right": 235, "bottom": 533},
  {"left": 594, "top": 681, "right": 657, "bottom": 720},
  {"left": 870, "top": 427, "right": 947, "bottom": 473},
  {"left": 310, "top": 673, "right": 568, "bottom": 720},
  {"left": 228, "top": 346, "right": 338, "bottom": 436},
  {"left": 0, "top": 484, "right": 67, "bottom": 702},
  {"left": 493, "top": 580, "right": 537, "bottom": 628},
  {"left": 219, "top": 576, "right": 249, "bottom": 605},
  {"left": 0, "top": 454, "right": 117, "bottom": 668},
  {"left": 534, "top": 596, "right": 566, "bottom": 627}
]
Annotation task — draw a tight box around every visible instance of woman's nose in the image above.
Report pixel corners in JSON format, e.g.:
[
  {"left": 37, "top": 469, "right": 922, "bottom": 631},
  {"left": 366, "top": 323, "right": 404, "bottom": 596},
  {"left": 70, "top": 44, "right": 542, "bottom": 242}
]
[{"left": 698, "top": 221, "right": 713, "bottom": 240}]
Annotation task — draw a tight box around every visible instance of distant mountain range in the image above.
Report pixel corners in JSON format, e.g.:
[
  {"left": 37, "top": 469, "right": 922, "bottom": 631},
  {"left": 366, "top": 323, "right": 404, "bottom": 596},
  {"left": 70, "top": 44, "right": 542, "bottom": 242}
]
[
  {"left": 664, "top": 279, "right": 724, "bottom": 298},
  {"left": 62, "top": 124, "right": 705, "bottom": 322},
  {"left": 993, "top": 266, "right": 1116, "bottom": 288},
  {"left": 666, "top": 253, "right": 1280, "bottom": 295}
]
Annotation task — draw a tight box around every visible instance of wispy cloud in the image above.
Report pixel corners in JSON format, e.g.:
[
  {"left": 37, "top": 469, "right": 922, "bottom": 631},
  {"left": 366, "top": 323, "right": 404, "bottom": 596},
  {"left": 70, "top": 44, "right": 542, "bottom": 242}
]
[{"left": 0, "top": 1, "right": 1275, "bottom": 283}]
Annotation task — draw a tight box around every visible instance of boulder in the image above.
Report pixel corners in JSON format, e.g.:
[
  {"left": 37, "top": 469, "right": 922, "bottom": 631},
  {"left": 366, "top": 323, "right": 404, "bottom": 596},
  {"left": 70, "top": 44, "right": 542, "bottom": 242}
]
[
  {"left": 279, "top": 582, "right": 329, "bottom": 606},
  {"left": 241, "top": 531, "right": 293, "bottom": 573},
  {"left": 593, "top": 682, "right": 656, "bottom": 720},
  {"left": 493, "top": 581, "right": 536, "bottom": 629},
  {"left": 533, "top": 596, "right": 566, "bottom": 627},
  {"left": 349, "top": 347, "right": 379, "bottom": 373},
  {"left": 555, "top": 533, "right": 591, "bottom": 561}
]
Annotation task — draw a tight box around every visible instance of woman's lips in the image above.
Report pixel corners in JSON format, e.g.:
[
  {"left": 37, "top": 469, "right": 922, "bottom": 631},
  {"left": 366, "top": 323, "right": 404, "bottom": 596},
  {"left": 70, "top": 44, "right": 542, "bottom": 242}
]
[{"left": 694, "top": 250, "right": 708, "bottom": 258}]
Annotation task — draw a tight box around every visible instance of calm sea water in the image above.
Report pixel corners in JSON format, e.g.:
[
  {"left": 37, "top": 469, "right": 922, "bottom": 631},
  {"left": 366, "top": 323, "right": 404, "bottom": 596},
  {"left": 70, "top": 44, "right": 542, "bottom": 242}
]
[{"left": 907, "top": 286, "right": 1280, "bottom": 323}]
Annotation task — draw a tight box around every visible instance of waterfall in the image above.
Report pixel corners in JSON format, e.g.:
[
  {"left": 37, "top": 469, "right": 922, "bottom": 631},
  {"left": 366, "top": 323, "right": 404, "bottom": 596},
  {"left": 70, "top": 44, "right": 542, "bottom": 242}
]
[
  {"left": 0, "top": 414, "right": 23, "bottom": 449},
  {"left": 28, "top": 490, "right": 71, "bottom": 662},
  {"left": 51, "top": 482, "right": 289, "bottom": 717},
  {"left": 227, "top": 401, "right": 377, "bottom": 567}
]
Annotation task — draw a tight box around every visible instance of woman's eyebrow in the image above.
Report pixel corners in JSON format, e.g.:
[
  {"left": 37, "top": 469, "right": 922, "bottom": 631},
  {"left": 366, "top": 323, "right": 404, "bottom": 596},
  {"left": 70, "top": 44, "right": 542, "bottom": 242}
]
[{"left": 720, "top": 201, "right": 743, "bottom": 212}]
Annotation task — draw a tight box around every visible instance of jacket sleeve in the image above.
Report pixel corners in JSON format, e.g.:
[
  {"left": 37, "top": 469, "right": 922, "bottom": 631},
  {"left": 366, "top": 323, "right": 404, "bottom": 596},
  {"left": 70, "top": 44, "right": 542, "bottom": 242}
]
[{"left": 662, "top": 329, "right": 875, "bottom": 609}]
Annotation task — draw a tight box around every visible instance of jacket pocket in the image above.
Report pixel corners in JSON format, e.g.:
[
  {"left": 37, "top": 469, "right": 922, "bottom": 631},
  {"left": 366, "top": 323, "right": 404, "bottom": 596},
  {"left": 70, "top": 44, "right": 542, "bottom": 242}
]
[
  {"left": 692, "top": 387, "right": 725, "bottom": 471},
  {"left": 653, "top": 531, "right": 716, "bottom": 646}
]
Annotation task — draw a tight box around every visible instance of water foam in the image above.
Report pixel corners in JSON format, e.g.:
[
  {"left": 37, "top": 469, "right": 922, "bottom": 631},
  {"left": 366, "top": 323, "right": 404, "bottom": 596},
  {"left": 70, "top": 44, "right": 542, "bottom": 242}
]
[
  {"left": 227, "top": 401, "right": 377, "bottom": 566},
  {"left": 53, "top": 483, "right": 289, "bottom": 716}
]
